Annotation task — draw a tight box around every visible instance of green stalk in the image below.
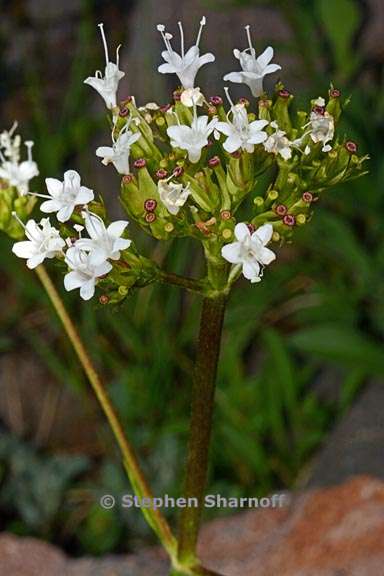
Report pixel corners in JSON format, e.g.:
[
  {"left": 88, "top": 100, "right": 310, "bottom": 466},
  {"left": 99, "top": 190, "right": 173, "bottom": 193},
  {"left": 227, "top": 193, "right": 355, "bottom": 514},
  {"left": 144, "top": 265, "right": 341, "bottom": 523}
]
[
  {"left": 177, "top": 294, "right": 227, "bottom": 568},
  {"left": 35, "top": 265, "right": 177, "bottom": 558}
]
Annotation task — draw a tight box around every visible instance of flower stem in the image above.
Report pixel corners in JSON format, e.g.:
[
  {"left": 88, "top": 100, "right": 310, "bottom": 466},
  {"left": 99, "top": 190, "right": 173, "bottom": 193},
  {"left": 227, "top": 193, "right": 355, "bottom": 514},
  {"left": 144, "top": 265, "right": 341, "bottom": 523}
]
[
  {"left": 177, "top": 294, "right": 227, "bottom": 567},
  {"left": 34, "top": 264, "right": 177, "bottom": 558},
  {"left": 159, "top": 270, "right": 206, "bottom": 295}
]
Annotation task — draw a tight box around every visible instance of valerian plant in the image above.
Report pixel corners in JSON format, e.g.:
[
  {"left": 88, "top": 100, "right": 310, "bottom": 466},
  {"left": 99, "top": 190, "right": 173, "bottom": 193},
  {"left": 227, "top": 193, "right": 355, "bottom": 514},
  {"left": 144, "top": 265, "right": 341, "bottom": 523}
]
[{"left": 3, "top": 16, "right": 367, "bottom": 576}]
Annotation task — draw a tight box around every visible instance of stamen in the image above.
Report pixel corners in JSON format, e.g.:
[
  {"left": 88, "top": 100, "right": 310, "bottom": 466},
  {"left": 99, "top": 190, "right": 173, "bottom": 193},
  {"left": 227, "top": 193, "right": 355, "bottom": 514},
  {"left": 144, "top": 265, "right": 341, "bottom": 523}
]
[
  {"left": 196, "top": 16, "right": 206, "bottom": 47},
  {"left": 116, "top": 44, "right": 122, "bottom": 67},
  {"left": 9, "top": 121, "right": 18, "bottom": 137},
  {"left": 178, "top": 21, "right": 185, "bottom": 57},
  {"left": 12, "top": 211, "right": 25, "bottom": 229},
  {"left": 245, "top": 25, "right": 253, "bottom": 52},
  {"left": 157, "top": 24, "right": 174, "bottom": 54},
  {"left": 224, "top": 86, "right": 235, "bottom": 109},
  {"left": 98, "top": 23, "right": 110, "bottom": 65},
  {"left": 25, "top": 141, "right": 34, "bottom": 162}
]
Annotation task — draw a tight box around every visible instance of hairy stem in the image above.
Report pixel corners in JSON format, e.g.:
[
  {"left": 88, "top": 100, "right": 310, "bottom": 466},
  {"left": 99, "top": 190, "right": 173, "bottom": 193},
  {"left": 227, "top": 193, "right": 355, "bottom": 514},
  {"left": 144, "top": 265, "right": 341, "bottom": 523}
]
[
  {"left": 35, "top": 264, "right": 177, "bottom": 558},
  {"left": 177, "top": 295, "right": 227, "bottom": 567}
]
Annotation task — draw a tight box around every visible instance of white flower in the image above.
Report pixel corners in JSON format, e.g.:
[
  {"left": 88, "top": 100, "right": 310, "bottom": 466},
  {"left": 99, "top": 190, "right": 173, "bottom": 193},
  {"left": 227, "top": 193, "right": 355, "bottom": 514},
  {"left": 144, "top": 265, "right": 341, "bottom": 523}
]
[
  {"left": 96, "top": 122, "right": 140, "bottom": 174},
  {"left": 223, "top": 25, "right": 281, "bottom": 97},
  {"left": 12, "top": 217, "right": 65, "bottom": 269},
  {"left": 38, "top": 170, "right": 94, "bottom": 223},
  {"left": 215, "top": 89, "right": 268, "bottom": 153},
  {"left": 308, "top": 108, "right": 334, "bottom": 152},
  {"left": 84, "top": 23, "right": 125, "bottom": 109},
  {"left": 264, "top": 122, "right": 292, "bottom": 160},
  {"left": 180, "top": 87, "right": 204, "bottom": 107},
  {"left": 75, "top": 210, "right": 131, "bottom": 265},
  {"left": 221, "top": 222, "right": 276, "bottom": 283},
  {"left": 0, "top": 124, "right": 39, "bottom": 196},
  {"left": 167, "top": 110, "right": 217, "bottom": 163},
  {"left": 158, "top": 180, "right": 191, "bottom": 215},
  {"left": 64, "top": 246, "right": 112, "bottom": 301},
  {"left": 157, "top": 17, "right": 215, "bottom": 89}
]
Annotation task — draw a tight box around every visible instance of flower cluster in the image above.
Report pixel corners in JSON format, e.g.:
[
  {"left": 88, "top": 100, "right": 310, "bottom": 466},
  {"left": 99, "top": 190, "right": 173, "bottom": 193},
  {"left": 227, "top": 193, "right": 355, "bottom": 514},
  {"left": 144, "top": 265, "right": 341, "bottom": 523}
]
[{"left": 6, "top": 17, "right": 367, "bottom": 299}]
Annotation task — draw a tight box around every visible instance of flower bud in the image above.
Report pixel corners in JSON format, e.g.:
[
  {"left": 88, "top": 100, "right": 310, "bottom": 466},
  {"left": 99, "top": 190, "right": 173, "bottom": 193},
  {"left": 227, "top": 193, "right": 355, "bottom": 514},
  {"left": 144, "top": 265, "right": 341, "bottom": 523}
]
[
  {"left": 156, "top": 168, "right": 168, "bottom": 179},
  {"left": 345, "top": 140, "right": 358, "bottom": 154},
  {"left": 283, "top": 214, "right": 296, "bottom": 227},
  {"left": 144, "top": 199, "right": 157, "bottom": 212},
  {"left": 134, "top": 158, "right": 147, "bottom": 169},
  {"left": 275, "top": 204, "right": 287, "bottom": 216}
]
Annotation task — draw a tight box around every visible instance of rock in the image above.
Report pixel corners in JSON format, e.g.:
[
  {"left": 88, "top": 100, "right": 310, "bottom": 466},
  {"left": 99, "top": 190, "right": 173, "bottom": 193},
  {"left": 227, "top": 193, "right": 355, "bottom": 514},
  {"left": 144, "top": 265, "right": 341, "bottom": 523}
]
[
  {"left": 1, "top": 476, "right": 384, "bottom": 575},
  {"left": 306, "top": 380, "right": 384, "bottom": 488}
]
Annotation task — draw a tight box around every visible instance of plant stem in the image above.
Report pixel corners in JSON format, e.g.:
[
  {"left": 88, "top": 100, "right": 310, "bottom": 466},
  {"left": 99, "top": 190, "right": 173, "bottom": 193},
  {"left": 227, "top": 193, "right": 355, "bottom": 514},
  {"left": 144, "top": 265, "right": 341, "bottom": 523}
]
[
  {"left": 177, "top": 295, "right": 227, "bottom": 568},
  {"left": 159, "top": 270, "right": 206, "bottom": 295},
  {"left": 34, "top": 264, "right": 177, "bottom": 558}
]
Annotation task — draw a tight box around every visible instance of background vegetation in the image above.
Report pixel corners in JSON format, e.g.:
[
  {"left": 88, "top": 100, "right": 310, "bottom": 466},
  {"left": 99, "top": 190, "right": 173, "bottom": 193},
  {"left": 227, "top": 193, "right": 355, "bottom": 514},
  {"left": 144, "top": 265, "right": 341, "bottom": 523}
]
[{"left": 0, "top": 0, "right": 383, "bottom": 556}]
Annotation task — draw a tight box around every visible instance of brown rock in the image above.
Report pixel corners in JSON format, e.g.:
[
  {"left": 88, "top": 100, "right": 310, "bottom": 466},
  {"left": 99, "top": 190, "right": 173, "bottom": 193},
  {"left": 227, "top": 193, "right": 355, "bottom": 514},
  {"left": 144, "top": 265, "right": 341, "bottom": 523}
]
[{"left": 1, "top": 476, "right": 384, "bottom": 576}]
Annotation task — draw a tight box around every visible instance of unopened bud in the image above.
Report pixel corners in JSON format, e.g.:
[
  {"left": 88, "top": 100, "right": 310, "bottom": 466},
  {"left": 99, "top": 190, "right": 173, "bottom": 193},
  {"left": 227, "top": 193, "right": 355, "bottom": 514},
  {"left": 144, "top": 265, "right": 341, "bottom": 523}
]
[
  {"left": 238, "top": 97, "right": 250, "bottom": 107},
  {"left": 207, "top": 105, "right": 217, "bottom": 115},
  {"left": 209, "top": 96, "right": 223, "bottom": 106},
  {"left": 164, "top": 222, "right": 174, "bottom": 232},
  {"left": 253, "top": 196, "right": 264, "bottom": 207},
  {"left": 302, "top": 191, "right": 313, "bottom": 203},
  {"left": 160, "top": 103, "right": 172, "bottom": 113},
  {"left": 134, "top": 158, "right": 146, "bottom": 169},
  {"left": 329, "top": 88, "right": 341, "bottom": 98},
  {"left": 222, "top": 228, "right": 233, "bottom": 240},
  {"left": 208, "top": 156, "right": 221, "bottom": 167},
  {"left": 220, "top": 210, "right": 231, "bottom": 220},
  {"left": 119, "top": 106, "right": 129, "bottom": 117},
  {"left": 275, "top": 204, "right": 287, "bottom": 216},
  {"left": 345, "top": 140, "right": 358, "bottom": 154},
  {"left": 173, "top": 166, "right": 184, "bottom": 178},
  {"left": 144, "top": 199, "right": 157, "bottom": 212},
  {"left": 296, "top": 214, "right": 306, "bottom": 225},
  {"left": 99, "top": 294, "right": 109, "bottom": 305},
  {"left": 122, "top": 174, "right": 134, "bottom": 184},
  {"left": 231, "top": 150, "right": 241, "bottom": 159},
  {"left": 272, "top": 231, "right": 280, "bottom": 242},
  {"left": 156, "top": 168, "right": 168, "bottom": 179},
  {"left": 283, "top": 214, "right": 296, "bottom": 227},
  {"left": 278, "top": 89, "right": 291, "bottom": 98},
  {"left": 145, "top": 212, "right": 156, "bottom": 223}
]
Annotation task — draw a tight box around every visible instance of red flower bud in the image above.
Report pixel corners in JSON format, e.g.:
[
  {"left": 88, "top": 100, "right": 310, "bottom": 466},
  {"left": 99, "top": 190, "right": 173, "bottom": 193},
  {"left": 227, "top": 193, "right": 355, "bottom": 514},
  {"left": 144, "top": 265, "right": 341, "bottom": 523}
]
[
  {"left": 145, "top": 212, "right": 156, "bottom": 223},
  {"left": 119, "top": 107, "right": 129, "bottom": 117},
  {"left": 209, "top": 96, "right": 223, "bottom": 106},
  {"left": 160, "top": 103, "right": 172, "bottom": 113},
  {"left": 208, "top": 156, "right": 220, "bottom": 167},
  {"left": 220, "top": 210, "right": 231, "bottom": 221},
  {"left": 144, "top": 199, "right": 157, "bottom": 212},
  {"left": 231, "top": 150, "right": 241, "bottom": 159},
  {"left": 275, "top": 204, "right": 288, "bottom": 216},
  {"left": 239, "top": 97, "right": 250, "bottom": 107},
  {"left": 122, "top": 174, "right": 134, "bottom": 184},
  {"left": 278, "top": 89, "right": 290, "bottom": 98},
  {"left": 330, "top": 88, "right": 341, "bottom": 98},
  {"left": 345, "top": 140, "right": 358, "bottom": 154},
  {"left": 302, "top": 191, "right": 313, "bottom": 203},
  {"left": 155, "top": 168, "right": 168, "bottom": 179},
  {"left": 99, "top": 295, "right": 110, "bottom": 305},
  {"left": 134, "top": 158, "right": 146, "bottom": 169},
  {"left": 173, "top": 166, "right": 184, "bottom": 178},
  {"left": 283, "top": 214, "right": 296, "bottom": 227}
]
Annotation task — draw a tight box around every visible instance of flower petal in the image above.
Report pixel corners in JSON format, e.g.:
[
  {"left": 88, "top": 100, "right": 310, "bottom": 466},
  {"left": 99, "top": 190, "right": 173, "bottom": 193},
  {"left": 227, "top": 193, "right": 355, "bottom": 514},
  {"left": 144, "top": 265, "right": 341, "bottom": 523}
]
[
  {"left": 256, "top": 46, "right": 274, "bottom": 69},
  {"left": 221, "top": 242, "right": 242, "bottom": 264},
  {"left": 234, "top": 222, "right": 250, "bottom": 242},
  {"left": 253, "top": 223, "right": 273, "bottom": 245}
]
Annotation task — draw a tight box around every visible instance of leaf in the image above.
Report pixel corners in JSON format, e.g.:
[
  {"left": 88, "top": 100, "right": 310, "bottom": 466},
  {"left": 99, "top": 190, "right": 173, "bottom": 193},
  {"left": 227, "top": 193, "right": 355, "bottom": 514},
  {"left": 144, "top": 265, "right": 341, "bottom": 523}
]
[
  {"left": 317, "top": 0, "right": 361, "bottom": 80},
  {"left": 289, "top": 324, "right": 384, "bottom": 375}
]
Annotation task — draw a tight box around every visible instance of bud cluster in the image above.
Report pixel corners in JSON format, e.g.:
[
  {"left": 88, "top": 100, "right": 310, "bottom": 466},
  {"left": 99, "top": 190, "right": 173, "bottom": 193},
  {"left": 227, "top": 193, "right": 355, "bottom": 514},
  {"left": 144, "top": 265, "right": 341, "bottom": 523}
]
[{"left": 3, "top": 17, "right": 367, "bottom": 299}]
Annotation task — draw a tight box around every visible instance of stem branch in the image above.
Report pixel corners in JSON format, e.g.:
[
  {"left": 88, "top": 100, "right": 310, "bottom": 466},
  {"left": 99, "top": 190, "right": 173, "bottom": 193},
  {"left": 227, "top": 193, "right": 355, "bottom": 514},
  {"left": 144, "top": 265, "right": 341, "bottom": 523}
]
[{"left": 35, "top": 264, "right": 176, "bottom": 557}]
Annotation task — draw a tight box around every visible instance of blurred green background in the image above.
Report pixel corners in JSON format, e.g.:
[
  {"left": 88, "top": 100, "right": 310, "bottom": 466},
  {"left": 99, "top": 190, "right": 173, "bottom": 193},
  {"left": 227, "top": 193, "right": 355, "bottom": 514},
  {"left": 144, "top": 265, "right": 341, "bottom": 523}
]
[{"left": 0, "top": 0, "right": 383, "bottom": 557}]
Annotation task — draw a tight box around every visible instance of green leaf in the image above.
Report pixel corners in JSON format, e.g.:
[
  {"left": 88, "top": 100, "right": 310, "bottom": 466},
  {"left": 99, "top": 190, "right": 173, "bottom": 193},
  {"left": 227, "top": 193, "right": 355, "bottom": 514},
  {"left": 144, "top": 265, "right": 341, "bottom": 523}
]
[
  {"left": 317, "top": 0, "right": 361, "bottom": 80},
  {"left": 289, "top": 324, "right": 384, "bottom": 375}
]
